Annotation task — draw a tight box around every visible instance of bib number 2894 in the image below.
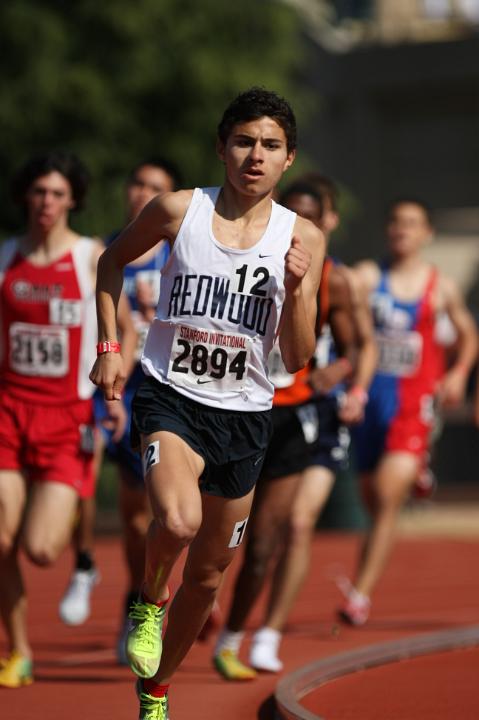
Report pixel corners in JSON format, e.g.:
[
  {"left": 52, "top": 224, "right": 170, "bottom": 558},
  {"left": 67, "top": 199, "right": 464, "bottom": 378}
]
[{"left": 167, "top": 324, "right": 251, "bottom": 392}]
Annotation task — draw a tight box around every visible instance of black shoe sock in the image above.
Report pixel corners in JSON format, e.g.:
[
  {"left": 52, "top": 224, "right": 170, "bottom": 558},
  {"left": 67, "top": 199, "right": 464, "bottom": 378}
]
[
  {"left": 76, "top": 550, "right": 94, "bottom": 572},
  {"left": 125, "top": 590, "right": 139, "bottom": 615}
]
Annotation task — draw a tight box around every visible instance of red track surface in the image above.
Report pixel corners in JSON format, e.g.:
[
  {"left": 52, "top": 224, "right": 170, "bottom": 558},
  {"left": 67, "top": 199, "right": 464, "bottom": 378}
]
[
  {"left": 303, "top": 646, "right": 479, "bottom": 720},
  {"left": 2, "top": 532, "right": 479, "bottom": 719}
]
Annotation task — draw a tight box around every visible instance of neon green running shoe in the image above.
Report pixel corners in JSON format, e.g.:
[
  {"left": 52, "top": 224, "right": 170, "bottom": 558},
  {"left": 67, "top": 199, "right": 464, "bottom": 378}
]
[
  {"left": 127, "top": 599, "right": 167, "bottom": 678},
  {"left": 136, "top": 680, "right": 169, "bottom": 720}
]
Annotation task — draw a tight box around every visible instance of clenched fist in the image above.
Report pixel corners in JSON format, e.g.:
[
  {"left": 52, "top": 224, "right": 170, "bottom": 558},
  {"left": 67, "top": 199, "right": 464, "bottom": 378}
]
[{"left": 284, "top": 236, "right": 311, "bottom": 293}]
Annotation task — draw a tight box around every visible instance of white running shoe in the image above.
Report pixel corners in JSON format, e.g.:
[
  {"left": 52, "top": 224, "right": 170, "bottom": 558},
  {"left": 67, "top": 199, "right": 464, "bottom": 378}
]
[
  {"left": 59, "top": 568, "right": 99, "bottom": 626},
  {"left": 249, "top": 627, "right": 283, "bottom": 673}
]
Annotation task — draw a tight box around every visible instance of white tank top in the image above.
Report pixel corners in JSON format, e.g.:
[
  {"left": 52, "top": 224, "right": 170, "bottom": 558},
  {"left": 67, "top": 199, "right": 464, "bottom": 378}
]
[{"left": 141, "top": 187, "right": 296, "bottom": 411}]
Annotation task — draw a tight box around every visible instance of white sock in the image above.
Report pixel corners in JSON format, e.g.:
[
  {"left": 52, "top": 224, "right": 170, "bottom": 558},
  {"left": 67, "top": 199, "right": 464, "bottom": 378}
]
[
  {"left": 349, "top": 587, "right": 370, "bottom": 607},
  {"left": 249, "top": 627, "right": 283, "bottom": 672},
  {"left": 214, "top": 629, "right": 244, "bottom": 656}
]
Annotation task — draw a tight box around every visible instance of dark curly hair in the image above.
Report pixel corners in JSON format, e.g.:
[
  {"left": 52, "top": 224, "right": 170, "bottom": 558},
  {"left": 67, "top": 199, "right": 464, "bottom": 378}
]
[
  {"left": 388, "top": 197, "right": 433, "bottom": 226},
  {"left": 218, "top": 87, "right": 297, "bottom": 153},
  {"left": 127, "top": 157, "right": 183, "bottom": 191},
  {"left": 297, "top": 173, "right": 339, "bottom": 212},
  {"left": 11, "top": 151, "right": 90, "bottom": 211},
  {"left": 279, "top": 181, "right": 323, "bottom": 212}
]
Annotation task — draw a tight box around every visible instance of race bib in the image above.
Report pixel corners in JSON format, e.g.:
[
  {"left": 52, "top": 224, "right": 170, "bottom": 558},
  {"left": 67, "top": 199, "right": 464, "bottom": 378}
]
[
  {"left": 376, "top": 331, "right": 423, "bottom": 377},
  {"left": 49, "top": 298, "right": 82, "bottom": 326},
  {"left": 167, "top": 324, "right": 251, "bottom": 392},
  {"left": 132, "top": 312, "right": 151, "bottom": 361},
  {"left": 314, "top": 325, "right": 333, "bottom": 369},
  {"left": 267, "top": 342, "right": 294, "bottom": 389},
  {"left": 9, "top": 322, "right": 68, "bottom": 377}
]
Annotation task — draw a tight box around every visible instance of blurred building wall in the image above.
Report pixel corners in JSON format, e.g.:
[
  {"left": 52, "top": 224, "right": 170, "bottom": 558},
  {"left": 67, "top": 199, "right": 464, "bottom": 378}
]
[
  {"left": 297, "top": 7, "right": 479, "bottom": 489},
  {"left": 303, "top": 35, "right": 479, "bottom": 276}
]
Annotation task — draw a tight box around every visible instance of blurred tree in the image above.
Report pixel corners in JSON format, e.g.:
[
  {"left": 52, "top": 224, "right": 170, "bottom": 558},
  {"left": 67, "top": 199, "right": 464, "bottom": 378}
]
[{"left": 0, "top": 0, "right": 310, "bottom": 236}]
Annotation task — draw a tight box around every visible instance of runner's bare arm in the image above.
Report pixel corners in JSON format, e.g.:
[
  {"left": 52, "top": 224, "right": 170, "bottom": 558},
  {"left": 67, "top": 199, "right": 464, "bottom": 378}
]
[
  {"left": 89, "top": 235, "right": 137, "bottom": 380},
  {"left": 117, "top": 293, "right": 138, "bottom": 380},
  {"left": 96, "top": 191, "right": 192, "bottom": 340},
  {"left": 90, "top": 191, "right": 192, "bottom": 399},
  {"left": 329, "top": 266, "right": 377, "bottom": 424},
  {"left": 278, "top": 217, "right": 324, "bottom": 372},
  {"left": 347, "top": 269, "right": 377, "bottom": 387},
  {"left": 354, "top": 259, "right": 381, "bottom": 294},
  {"left": 437, "top": 275, "right": 478, "bottom": 407}
]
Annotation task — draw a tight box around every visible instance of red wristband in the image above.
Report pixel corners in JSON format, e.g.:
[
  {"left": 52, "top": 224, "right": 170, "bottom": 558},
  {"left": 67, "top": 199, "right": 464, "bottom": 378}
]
[
  {"left": 349, "top": 385, "right": 368, "bottom": 405},
  {"left": 96, "top": 341, "right": 121, "bottom": 355}
]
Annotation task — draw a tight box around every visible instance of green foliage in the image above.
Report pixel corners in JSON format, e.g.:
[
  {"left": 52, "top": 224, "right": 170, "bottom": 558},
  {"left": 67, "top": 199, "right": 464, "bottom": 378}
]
[{"left": 0, "top": 0, "right": 309, "bottom": 237}]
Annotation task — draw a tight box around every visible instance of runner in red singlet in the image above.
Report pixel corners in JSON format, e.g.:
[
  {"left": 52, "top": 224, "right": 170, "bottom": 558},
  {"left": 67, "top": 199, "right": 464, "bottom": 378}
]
[{"left": 0, "top": 151, "right": 128, "bottom": 688}]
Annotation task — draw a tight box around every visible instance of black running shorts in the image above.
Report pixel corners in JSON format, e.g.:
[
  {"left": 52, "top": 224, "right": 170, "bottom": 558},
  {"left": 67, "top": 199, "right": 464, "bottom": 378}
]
[
  {"left": 261, "top": 395, "right": 349, "bottom": 481},
  {"left": 131, "top": 376, "right": 272, "bottom": 499}
]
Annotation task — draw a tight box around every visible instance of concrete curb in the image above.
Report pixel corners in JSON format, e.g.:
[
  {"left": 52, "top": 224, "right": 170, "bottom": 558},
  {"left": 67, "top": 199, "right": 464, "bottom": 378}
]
[{"left": 275, "top": 624, "right": 479, "bottom": 720}]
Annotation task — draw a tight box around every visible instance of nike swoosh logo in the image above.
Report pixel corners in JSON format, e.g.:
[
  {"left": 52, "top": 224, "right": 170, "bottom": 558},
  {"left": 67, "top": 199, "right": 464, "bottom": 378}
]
[
  {"left": 197, "top": 378, "right": 214, "bottom": 384},
  {"left": 259, "top": 254, "right": 272, "bottom": 258}
]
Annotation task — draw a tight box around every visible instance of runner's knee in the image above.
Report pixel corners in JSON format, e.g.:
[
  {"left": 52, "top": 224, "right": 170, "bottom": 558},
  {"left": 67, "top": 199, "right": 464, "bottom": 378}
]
[
  {"left": 183, "top": 563, "right": 224, "bottom": 599},
  {"left": 125, "top": 509, "right": 150, "bottom": 539},
  {"left": 156, "top": 509, "right": 201, "bottom": 548},
  {"left": 243, "top": 535, "right": 276, "bottom": 578},
  {"left": 287, "top": 513, "right": 315, "bottom": 545},
  {"left": 23, "top": 537, "right": 62, "bottom": 567},
  {"left": 0, "top": 529, "right": 17, "bottom": 558}
]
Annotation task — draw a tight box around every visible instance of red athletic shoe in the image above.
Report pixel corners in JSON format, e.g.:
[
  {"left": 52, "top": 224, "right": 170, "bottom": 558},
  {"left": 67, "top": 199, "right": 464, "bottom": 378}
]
[{"left": 336, "top": 579, "right": 371, "bottom": 626}]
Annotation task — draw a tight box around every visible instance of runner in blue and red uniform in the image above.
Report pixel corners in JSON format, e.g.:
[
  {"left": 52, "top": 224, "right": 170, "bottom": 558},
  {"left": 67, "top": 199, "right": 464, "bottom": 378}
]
[
  {"left": 213, "top": 177, "right": 377, "bottom": 678},
  {"left": 339, "top": 198, "right": 478, "bottom": 626},
  {"left": 59, "top": 159, "right": 181, "bottom": 656}
]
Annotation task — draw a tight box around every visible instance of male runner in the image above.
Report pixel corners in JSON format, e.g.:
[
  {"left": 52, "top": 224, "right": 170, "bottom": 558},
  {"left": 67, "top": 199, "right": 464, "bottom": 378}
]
[
  {"left": 0, "top": 151, "right": 124, "bottom": 687},
  {"left": 213, "top": 176, "right": 376, "bottom": 678},
  {"left": 90, "top": 87, "right": 323, "bottom": 719},
  {"left": 59, "top": 160, "right": 180, "bottom": 656},
  {"left": 339, "top": 198, "right": 477, "bottom": 625}
]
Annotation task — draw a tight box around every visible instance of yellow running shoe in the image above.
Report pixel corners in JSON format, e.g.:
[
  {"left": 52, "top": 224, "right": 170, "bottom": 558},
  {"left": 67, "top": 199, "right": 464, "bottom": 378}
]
[
  {"left": 136, "top": 680, "right": 169, "bottom": 720},
  {"left": 127, "top": 600, "right": 167, "bottom": 678},
  {"left": 213, "top": 649, "right": 257, "bottom": 681},
  {"left": 0, "top": 652, "right": 33, "bottom": 688}
]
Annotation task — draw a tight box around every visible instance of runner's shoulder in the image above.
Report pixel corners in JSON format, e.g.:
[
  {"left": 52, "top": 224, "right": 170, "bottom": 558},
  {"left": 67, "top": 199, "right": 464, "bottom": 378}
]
[
  {"left": 293, "top": 214, "right": 324, "bottom": 249},
  {"left": 149, "top": 189, "right": 194, "bottom": 222},
  {"left": 354, "top": 259, "right": 380, "bottom": 291}
]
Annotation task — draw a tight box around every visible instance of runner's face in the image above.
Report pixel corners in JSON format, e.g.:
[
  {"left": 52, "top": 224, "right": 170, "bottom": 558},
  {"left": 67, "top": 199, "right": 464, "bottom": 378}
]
[
  {"left": 126, "top": 165, "right": 175, "bottom": 220},
  {"left": 218, "top": 117, "right": 295, "bottom": 197},
  {"left": 319, "top": 197, "right": 339, "bottom": 240},
  {"left": 284, "top": 193, "right": 322, "bottom": 225},
  {"left": 25, "top": 172, "right": 74, "bottom": 231},
  {"left": 387, "top": 203, "right": 432, "bottom": 258}
]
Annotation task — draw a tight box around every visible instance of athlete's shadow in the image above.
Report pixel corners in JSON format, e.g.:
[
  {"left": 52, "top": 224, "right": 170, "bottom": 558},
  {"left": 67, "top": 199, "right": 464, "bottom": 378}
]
[
  {"left": 32, "top": 640, "right": 108, "bottom": 653},
  {"left": 284, "top": 617, "right": 458, "bottom": 636},
  {"left": 257, "top": 694, "right": 279, "bottom": 719},
  {"left": 33, "top": 672, "right": 129, "bottom": 683}
]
